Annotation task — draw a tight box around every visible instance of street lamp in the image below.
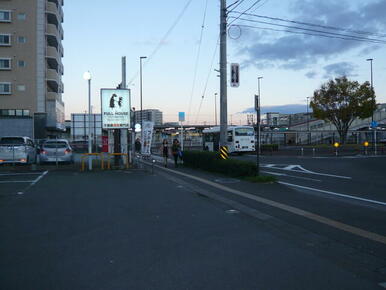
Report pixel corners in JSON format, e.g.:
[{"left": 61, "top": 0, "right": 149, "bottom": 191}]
[
  {"left": 83, "top": 71, "right": 92, "bottom": 170},
  {"left": 139, "top": 56, "right": 147, "bottom": 137}
]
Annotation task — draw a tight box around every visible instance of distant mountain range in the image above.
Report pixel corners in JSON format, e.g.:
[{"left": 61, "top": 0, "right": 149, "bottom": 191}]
[{"left": 240, "top": 104, "right": 312, "bottom": 114}]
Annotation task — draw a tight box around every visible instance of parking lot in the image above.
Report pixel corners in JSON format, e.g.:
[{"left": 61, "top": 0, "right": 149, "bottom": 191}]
[{"left": 0, "top": 170, "right": 48, "bottom": 196}]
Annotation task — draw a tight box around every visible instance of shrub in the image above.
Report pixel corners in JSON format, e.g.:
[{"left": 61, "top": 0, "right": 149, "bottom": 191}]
[{"left": 183, "top": 150, "right": 257, "bottom": 177}]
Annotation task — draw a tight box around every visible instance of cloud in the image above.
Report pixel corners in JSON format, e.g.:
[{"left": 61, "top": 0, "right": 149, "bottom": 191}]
[
  {"left": 323, "top": 62, "right": 358, "bottom": 78},
  {"left": 238, "top": 0, "right": 386, "bottom": 71},
  {"left": 240, "top": 104, "right": 309, "bottom": 114},
  {"left": 305, "top": 71, "right": 317, "bottom": 79}
]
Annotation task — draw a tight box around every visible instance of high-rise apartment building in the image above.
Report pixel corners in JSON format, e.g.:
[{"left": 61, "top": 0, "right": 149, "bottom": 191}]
[
  {"left": 134, "top": 109, "right": 163, "bottom": 126},
  {"left": 0, "top": 0, "right": 64, "bottom": 138}
]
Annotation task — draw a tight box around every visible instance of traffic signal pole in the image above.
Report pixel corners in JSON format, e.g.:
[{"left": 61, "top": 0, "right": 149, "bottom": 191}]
[{"left": 219, "top": 0, "right": 228, "bottom": 149}]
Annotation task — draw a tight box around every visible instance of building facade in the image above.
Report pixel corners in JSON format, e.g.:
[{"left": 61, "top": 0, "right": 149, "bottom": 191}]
[
  {"left": 0, "top": 0, "right": 64, "bottom": 138},
  {"left": 134, "top": 109, "right": 163, "bottom": 126}
]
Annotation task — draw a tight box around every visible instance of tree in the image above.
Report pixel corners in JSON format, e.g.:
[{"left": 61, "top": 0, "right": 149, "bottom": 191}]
[{"left": 310, "top": 76, "right": 376, "bottom": 144}]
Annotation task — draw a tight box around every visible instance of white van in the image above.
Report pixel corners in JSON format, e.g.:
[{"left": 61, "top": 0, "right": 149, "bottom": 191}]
[{"left": 0, "top": 136, "right": 37, "bottom": 164}]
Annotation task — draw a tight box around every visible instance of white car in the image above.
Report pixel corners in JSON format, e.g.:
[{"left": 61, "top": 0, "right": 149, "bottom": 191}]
[{"left": 0, "top": 136, "right": 37, "bottom": 164}]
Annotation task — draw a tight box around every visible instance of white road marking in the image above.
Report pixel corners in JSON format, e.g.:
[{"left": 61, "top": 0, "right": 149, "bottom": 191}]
[
  {"left": 146, "top": 161, "right": 386, "bottom": 245},
  {"left": 262, "top": 171, "right": 322, "bottom": 182},
  {"left": 278, "top": 181, "right": 386, "bottom": 207},
  {"left": 0, "top": 172, "right": 43, "bottom": 176},
  {"left": 16, "top": 171, "right": 48, "bottom": 195},
  {"left": 262, "top": 164, "right": 352, "bottom": 180},
  {"left": 0, "top": 180, "right": 35, "bottom": 183}
]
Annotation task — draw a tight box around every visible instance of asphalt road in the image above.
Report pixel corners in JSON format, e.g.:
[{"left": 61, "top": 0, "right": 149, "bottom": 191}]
[{"left": 0, "top": 167, "right": 384, "bottom": 289}]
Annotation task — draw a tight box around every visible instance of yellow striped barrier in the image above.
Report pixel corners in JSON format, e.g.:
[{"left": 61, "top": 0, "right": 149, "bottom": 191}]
[
  {"left": 81, "top": 153, "right": 104, "bottom": 171},
  {"left": 107, "top": 153, "right": 129, "bottom": 170},
  {"left": 219, "top": 146, "right": 229, "bottom": 160}
]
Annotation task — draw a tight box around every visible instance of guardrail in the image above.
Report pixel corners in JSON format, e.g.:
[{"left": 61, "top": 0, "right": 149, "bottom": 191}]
[
  {"left": 80, "top": 153, "right": 104, "bottom": 171},
  {"left": 106, "top": 153, "right": 129, "bottom": 170}
]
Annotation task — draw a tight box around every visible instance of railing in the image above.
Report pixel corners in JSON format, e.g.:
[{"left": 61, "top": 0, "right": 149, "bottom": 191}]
[{"left": 80, "top": 153, "right": 104, "bottom": 171}]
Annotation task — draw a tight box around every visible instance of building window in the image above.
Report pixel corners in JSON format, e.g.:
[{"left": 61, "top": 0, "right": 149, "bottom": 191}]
[
  {"left": 0, "top": 83, "right": 12, "bottom": 94},
  {"left": 17, "top": 85, "right": 26, "bottom": 91},
  {"left": 23, "top": 109, "right": 30, "bottom": 116},
  {"left": 0, "top": 58, "right": 11, "bottom": 70},
  {"left": 16, "top": 109, "right": 23, "bottom": 116},
  {"left": 17, "top": 13, "right": 26, "bottom": 21},
  {"left": 17, "top": 36, "right": 26, "bottom": 43},
  {"left": 0, "top": 10, "right": 11, "bottom": 22},
  {"left": 18, "top": 60, "right": 26, "bottom": 67},
  {"left": 0, "top": 34, "right": 11, "bottom": 46}
]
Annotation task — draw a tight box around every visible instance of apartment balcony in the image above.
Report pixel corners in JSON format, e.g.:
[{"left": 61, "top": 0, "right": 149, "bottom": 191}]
[
  {"left": 47, "top": 91, "right": 60, "bottom": 101},
  {"left": 46, "top": 68, "right": 61, "bottom": 92},
  {"left": 46, "top": 1, "right": 60, "bottom": 26}
]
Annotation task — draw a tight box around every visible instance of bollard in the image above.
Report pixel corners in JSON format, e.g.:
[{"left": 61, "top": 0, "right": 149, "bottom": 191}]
[
  {"left": 152, "top": 159, "right": 156, "bottom": 175},
  {"left": 312, "top": 148, "right": 315, "bottom": 157},
  {"left": 335, "top": 149, "right": 338, "bottom": 157},
  {"left": 301, "top": 147, "right": 304, "bottom": 156}
]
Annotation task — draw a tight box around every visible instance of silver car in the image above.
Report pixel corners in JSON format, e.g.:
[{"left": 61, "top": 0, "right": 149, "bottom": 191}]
[
  {"left": 0, "top": 136, "right": 37, "bottom": 164},
  {"left": 39, "top": 139, "right": 74, "bottom": 164}
]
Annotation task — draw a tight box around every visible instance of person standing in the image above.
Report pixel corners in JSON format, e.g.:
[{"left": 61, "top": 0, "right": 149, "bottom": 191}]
[
  {"left": 161, "top": 139, "right": 169, "bottom": 167},
  {"left": 171, "top": 139, "right": 181, "bottom": 168},
  {"left": 135, "top": 138, "right": 141, "bottom": 153}
]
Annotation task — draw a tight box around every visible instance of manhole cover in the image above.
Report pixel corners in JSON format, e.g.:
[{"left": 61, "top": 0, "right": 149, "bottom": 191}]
[{"left": 214, "top": 178, "right": 240, "bottom": 184}]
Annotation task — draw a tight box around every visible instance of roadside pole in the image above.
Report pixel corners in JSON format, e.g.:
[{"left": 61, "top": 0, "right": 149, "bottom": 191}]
[
  {"left": 120, "top": 56, "right": 128, "bottom": 167},
  {"left": 255, "top": 95, "right": 260, "bottom": 176},
  {"left": 219, "top": 0, "right": 228, "bottom": 152}
]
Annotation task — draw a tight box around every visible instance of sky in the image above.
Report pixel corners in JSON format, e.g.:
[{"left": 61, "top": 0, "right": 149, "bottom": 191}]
[{"left": 62, "top": 0, "right": 386, "bottom": 125}]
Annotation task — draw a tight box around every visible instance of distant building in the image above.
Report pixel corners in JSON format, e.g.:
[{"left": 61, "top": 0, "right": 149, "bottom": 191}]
[
  {"left": 71, "top": 113, "right": 102, "bottom": 142},
  {"left": 0, "top": 0, "right": 65, "bottom": 138},
  {"left": 134, "top": 109, "right": 163, "bottom": 126}
]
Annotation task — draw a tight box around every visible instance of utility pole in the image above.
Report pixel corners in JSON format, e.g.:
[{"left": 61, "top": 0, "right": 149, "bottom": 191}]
[
  {"left": 257, "top": 76, "right": 263, "bottom": 153},
  {"left": 219, "top": 0, "right": 228, "bottom": 150},
  {"left": 306, "top": 96, "right": 310, "bottom": 144}
]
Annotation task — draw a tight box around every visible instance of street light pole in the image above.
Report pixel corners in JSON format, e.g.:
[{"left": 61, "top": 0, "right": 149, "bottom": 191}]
[
  {"left": 366, "top": 58, "right": 374, "bottom": 123},
  {"left": 83, "top": 71, "right": 92, "bottom": 170},
  {"left": 306, "top": 96, "right": 310, "bottom": 144},
  {"left": 257, "top": 77, "right": 263, "bottom": 153},
  {"left": 140, "top": 56, "right": 147, "bottom": 138}
]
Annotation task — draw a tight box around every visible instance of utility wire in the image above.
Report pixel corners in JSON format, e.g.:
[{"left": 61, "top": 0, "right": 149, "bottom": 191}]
[
  {"left": 187, "top": 0, "right": 209, "bottom": 124},
  {"left": 229, "top": 17, "right": 386, "bottom": 44},
  {"left": 194, "top": 35, "right": 220, "bottom": 124},
  {"left": 227, "top": 0, "right": 246, "bottom": 13},
  {"left": 236, "top": 24, "right": 386, "bottom": 44},
  {"left": 228, "top": 0, "right": 263, "bottom": 26},
  {"left": 128, "top": 0, "right": 194, "bottom": 85},
  {"left": 229, "top": 11, "right": 386, "bottom": 38}
]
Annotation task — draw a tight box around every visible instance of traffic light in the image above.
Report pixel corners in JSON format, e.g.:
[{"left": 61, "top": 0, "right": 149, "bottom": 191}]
[{"left": 230, "top": 63, "right": 239, "bottom": 87}]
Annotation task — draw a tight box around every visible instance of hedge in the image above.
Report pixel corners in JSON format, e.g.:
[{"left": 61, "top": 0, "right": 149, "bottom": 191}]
[{"left": 183, "top": 150, "right": 257, "bottom": 177}]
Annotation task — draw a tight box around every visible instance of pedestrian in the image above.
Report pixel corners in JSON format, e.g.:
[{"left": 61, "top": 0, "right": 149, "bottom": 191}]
[
  {"left": 171, "top": 139, "right": 181, "bottom": 168},
  {"left": 161, "top": 139, "right": 169, "bottom": 167},
  {"left": 135, "top": 138, "right": 141, "bottom": 153}
]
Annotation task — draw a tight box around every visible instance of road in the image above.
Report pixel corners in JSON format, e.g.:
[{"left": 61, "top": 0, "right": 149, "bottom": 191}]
[{"left": 0, "top": 161, "right": 385, "bottom": 289}]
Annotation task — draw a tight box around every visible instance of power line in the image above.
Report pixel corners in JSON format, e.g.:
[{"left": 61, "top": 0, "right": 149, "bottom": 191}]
[
  {"left": 227, "top": 0, "right": 246, "bottom": 13},
  {"left": 228, "top": 0, "right": 263, "bottom": 26},
  {"left": 194, "top": 35, "right": 220, "bottom": 124},
  {"left": 235, "top": 24, "right": 386, "bottom": 44},
  {"left": 229, "top": 17, "right": 386, "bottom": 44},
  {"left": 128, "top": 0, "right": 194, "bottom": 85},
  {"left": 187, "top": 0, "right": 209, "bottom": 124},
  {"left": 229, "top": 11, "right": 386, "bottom": 38}
]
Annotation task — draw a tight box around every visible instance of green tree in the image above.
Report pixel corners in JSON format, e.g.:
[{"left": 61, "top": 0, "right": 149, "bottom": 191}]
[{"left": 310, "top": 76, "right": 376, "bottom": 144}]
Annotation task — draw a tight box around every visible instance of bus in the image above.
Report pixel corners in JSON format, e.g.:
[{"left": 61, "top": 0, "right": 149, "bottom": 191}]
[{"left": 202, "top": 126, "right": 255, "bottom": 154}]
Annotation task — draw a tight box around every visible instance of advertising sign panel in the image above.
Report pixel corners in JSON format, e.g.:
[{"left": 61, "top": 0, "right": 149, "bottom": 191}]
[
  {"left": 141, "top": 121, "right": 154, "bottom": 156},
  {"left": 101, "top": 89, "right": 130, "bottom": 129}
]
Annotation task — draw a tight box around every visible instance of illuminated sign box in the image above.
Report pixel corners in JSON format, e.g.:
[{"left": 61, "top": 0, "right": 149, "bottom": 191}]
[{"left": 101, "top": 89, "right": 130, "bottom": 129}]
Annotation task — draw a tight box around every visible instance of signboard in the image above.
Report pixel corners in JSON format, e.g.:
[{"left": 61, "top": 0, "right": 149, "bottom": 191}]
[
  {"left": 255, "top": 95, "right": 259, "bottom": 111},
  {"left": 371, "top": 121, "right": 378, "bottom": 128},
  {"left": 141, "top": 121, "right": 154, "bottom": 156},
  {"left": 230, "top": 63, "right": 240, "bottom": 87},
  {"left": 101, "top": 89, "right": 130, "bottom": 129},
  {"left": 178, "top": 112, "right": 185, "bottom": 122}
]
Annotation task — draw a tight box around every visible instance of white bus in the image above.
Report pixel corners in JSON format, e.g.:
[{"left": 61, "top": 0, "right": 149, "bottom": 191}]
[{"left": 202, "top": 126, "right": 255, "bottom": 154}]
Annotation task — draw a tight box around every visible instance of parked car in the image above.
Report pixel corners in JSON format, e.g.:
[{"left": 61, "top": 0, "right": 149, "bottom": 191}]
[
  {"left": 39, "top": 139, "right": 74, "bottom": 164},
  {"left": 0, "top": 136, "right": 37, "bottom": 164},
  {"left": 70, "top": 140, "right": 88, "bottom": 152}
]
